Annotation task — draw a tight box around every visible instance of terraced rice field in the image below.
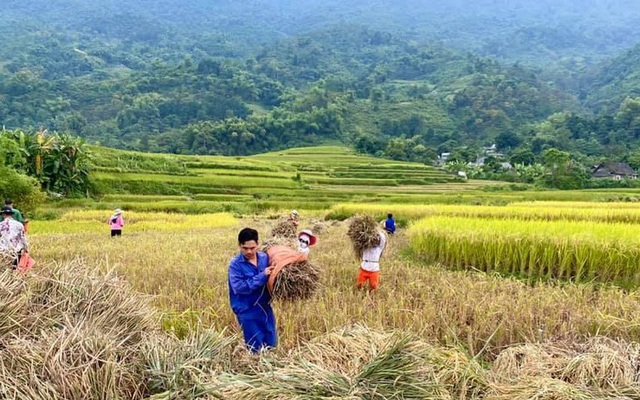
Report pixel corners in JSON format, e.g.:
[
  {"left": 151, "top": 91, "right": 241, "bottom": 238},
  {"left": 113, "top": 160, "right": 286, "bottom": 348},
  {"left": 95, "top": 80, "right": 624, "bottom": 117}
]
[{"left": 18, "top": 145, "right": 640, "bottom": 398}]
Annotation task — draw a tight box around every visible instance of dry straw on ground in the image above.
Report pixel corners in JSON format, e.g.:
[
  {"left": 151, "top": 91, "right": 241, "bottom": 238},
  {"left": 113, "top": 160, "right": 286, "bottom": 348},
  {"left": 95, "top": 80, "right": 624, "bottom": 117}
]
[
  {"left": 0, "top": 252, "right": 15, "bottom": 270},
  {"left": 347, "top": 215, "right": 381, "bottom": 259},
  {"left": 0, "top": 259, "right": 156, "bottom": 399},
  {"left": 212, "top": 325, "right": 451, "bottom": 399},
  {"left": 3, "top": 259, "right": 640, "bottom": 400}
]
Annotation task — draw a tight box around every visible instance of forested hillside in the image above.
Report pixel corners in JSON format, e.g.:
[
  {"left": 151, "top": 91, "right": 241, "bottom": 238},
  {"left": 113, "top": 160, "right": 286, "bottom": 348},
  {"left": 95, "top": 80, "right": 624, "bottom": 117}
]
[
  {"left": 0, "top": 24, "right": 580, "bottom": 157},
  {"left": 2, "top": 0, "right": 640, "bottom": 168},
  {"left": 4, "top": 0, "right": 640, "bottom": 62}
]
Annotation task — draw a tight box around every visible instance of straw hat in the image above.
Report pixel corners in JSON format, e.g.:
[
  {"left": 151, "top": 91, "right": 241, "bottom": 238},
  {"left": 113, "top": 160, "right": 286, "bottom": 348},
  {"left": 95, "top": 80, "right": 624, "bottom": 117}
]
[{"left": 298, "top": 229, "right": 317, "bottom": 246}]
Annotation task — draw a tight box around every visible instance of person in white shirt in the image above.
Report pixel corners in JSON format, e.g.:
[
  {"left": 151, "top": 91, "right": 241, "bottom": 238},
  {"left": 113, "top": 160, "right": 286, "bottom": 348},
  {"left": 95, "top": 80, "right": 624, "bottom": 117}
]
[
  {"left": 356, "top": 229, "right": 386, "bottom": 291},
  {"left": 297, "top": 229, "right": 317, "bottom": 256},
  {"left": 0, "top": 206, "right": 28, "bottom": 269}
]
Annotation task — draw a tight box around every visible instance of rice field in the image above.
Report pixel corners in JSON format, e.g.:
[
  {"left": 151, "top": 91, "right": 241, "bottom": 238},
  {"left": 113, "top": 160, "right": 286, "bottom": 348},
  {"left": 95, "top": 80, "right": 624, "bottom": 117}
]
[
  {"left": 24, "top": 209, "right": 640, "bottom": 348},
  {"left": 17, "top": 208, "right": 640, "bottom": 398},
  {"left": 409, "top": 215, "right": 640, "bottom": 289},
  {"left": 328, "top": 201, "right": 640, "bottom": 224},
  {"left": 10, "top": 145, "right": 640, "bottom": 398}
]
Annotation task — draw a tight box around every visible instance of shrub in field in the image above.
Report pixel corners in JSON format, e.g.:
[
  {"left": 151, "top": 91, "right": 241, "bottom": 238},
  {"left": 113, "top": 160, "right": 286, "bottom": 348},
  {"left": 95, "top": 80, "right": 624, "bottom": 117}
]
[
  {"left": 0, "top": 165, "right": 45, "bottom": 213},
  {"left": 409, "top": 216, "right": 640, "bottom": 289}
]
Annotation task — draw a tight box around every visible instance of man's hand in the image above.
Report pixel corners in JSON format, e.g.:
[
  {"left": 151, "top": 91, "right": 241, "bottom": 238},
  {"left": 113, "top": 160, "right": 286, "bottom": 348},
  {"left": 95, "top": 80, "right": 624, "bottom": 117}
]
[{"left": 264, "top": 266, "right": 274, "bottom": 276}]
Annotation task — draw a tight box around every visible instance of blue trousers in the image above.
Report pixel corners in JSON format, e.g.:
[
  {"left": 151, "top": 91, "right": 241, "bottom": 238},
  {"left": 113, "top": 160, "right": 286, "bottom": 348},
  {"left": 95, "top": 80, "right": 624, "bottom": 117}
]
[{"left": 238, "top": 312, "right": 277, "bottom": 353}]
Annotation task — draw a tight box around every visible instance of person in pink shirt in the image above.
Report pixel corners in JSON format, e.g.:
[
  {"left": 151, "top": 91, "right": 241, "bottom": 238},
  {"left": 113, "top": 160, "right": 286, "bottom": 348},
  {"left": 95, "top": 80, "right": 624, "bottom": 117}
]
[{"left": 108, "top": 208, "right": 124, "bottom": 237}]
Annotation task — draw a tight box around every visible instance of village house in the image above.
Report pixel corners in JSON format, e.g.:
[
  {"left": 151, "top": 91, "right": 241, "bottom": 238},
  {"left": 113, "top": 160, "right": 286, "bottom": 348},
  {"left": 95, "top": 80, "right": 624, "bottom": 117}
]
[{"left": 591, "top": 162, "right": 638, "bottom": 180}]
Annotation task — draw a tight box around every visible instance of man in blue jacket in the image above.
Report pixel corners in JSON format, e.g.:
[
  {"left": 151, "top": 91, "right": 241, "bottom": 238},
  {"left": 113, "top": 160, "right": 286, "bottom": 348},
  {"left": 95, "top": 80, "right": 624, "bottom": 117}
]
[
  {"left": 384, "top": 213, "right": 396, "bottom": 235},
  {"left": 228, "top": 227, "right": 276, "bottom": 353}
]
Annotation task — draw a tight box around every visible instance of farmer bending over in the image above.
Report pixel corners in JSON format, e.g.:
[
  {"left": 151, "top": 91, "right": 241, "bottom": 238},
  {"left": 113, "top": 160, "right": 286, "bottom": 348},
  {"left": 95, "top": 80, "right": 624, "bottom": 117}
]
[
  {"left": 228, "top": 227, "right": 277, "bottom": 353},
  {"left": 357, "top": 228, "right": 387, "bottom": 291},
  {"left": 0, "top": 206, "right": 28, "bottom": 270},
  {"left": 384, "top": 213, "right": 396, "bottom": 235},
  {"left": 289, "top": 209, "right": 299, "bottom": 227}
]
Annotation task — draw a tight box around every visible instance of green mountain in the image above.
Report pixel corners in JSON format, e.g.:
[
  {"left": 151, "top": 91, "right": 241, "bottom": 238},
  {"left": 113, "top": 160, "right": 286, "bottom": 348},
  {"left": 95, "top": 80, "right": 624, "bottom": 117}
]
[
  {"left": 0, "top": 24, "right": 580, "bottom": 158},
  {"left": 2, "top": 0, "right": 640, "bottom": 165},
  {"left": 3, "top": 0, "right": 640, "bottom": 64},
  {"left": 583, "top": 44, "right": 640, "bottom": 113}
]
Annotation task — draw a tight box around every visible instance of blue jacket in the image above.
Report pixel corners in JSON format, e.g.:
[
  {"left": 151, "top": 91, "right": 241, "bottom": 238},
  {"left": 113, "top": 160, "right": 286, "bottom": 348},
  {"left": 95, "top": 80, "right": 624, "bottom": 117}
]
[
  {"left": 385, "top": 217, "right": 396, "bottom": 233},
  {"left": 228, "top": 251, "right": 273, "bottom": 320}
]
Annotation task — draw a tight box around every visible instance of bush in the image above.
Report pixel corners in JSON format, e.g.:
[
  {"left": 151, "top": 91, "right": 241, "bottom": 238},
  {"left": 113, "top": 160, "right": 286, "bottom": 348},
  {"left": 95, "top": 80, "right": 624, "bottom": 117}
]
[{"left": 0, "top": 166, "right": 45, "bottom": 213}]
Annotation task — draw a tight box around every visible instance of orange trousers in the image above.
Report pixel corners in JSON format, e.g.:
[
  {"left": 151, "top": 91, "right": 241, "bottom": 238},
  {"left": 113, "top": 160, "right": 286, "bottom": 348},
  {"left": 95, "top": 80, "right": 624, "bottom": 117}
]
[{"left": 357, "top": 268, "right": 379, "bottom": 290}]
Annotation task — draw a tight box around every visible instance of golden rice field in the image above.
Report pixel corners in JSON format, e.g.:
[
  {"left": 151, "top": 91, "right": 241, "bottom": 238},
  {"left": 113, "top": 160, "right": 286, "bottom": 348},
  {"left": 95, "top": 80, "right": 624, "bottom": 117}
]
[
  {"left": 409, "top": 216, "right": 640, "bottom": 289},
  {"left": 10, "top": 201, "right": 640, "bottom": 399},
  {"left": 26, "top": 209, "right": 640, "bottom": 353},
  {"left": 328, "top": 201, "right": 640, "bottom": 224}
]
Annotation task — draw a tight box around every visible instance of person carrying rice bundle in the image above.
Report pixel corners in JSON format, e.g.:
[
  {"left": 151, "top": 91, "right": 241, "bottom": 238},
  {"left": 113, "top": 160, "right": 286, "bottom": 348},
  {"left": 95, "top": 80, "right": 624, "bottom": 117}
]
[
  {"left": 228, "top": 227, "right": 277, "bottom": 353},
  {"left": 348, "top": 215, "right": 387, "bottom": 291}
]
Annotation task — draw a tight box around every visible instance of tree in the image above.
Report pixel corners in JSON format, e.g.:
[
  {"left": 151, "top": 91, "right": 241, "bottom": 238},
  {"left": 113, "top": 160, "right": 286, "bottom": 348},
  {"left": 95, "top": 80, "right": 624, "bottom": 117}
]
[
  {"left": 495, "top": 130, "right": 522, "bottom": 150},
  {"left": 510, "top": 147, "right": 536, "bottom": 165},
  {"left": 541, "top": 148, "right": 588, "bottom": 189}
]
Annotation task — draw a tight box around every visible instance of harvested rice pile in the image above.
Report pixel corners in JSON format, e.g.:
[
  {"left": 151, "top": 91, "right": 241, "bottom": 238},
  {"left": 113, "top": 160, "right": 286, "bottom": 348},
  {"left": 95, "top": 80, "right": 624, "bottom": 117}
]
[
  {"left": 213, "top": 325, "right": 476, "bottom": 399},
  {"left": 486, "top": 336, "right": 640, "bottom": 399},
  {"left": 269, "top": 218, "right": 297, "bottom": 238},
  {"left": 266, "top": 245, "right": 320, "bottom": 301},
  {"left": 0, "top": 259, "right": 246, "bottom": 400},
  {"left": 0, "top": 259, "right": 156, "bottom": 399},
  {"left": 347, "top": 214, "right": 381, "bottom": 259},
  {"left": 191, "top": 329, "right": 640, "bottom": 399}
]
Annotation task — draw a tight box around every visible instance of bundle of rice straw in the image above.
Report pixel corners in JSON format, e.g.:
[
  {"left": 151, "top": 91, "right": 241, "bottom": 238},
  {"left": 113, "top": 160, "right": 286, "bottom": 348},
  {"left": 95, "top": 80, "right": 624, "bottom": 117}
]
[
  {"left": 266, "top": 245, "right": 320, "bottom": 301},
  {"left": 347, "top": 215, "right": 381, "bottom": 259},
  {"left": 269, "top": 218, "right": 297, "bottom": 239}
]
